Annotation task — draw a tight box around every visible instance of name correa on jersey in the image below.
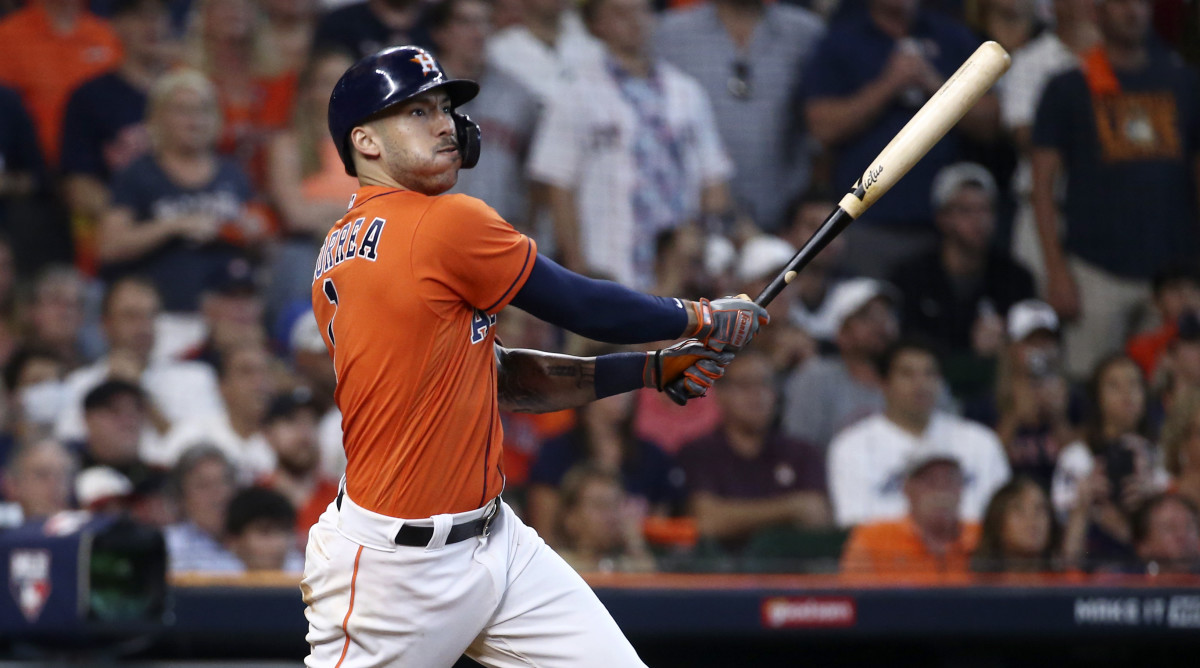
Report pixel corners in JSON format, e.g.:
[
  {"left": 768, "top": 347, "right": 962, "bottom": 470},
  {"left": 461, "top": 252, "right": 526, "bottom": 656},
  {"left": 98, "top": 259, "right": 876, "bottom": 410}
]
[{"left": 314, "top": 216, "right": 386, "bottom": 282}]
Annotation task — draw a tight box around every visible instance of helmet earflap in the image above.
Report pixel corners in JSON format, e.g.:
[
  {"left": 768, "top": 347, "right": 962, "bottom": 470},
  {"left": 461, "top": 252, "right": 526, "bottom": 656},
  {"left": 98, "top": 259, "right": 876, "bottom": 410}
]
[{"left": 453, "top": 111, "right": 481, "bottom": 169}]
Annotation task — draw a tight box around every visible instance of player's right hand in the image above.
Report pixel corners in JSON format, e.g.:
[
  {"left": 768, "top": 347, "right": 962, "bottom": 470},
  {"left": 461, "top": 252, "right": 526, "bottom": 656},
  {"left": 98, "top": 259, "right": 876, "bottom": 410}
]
[
  {"left": 688, "top": 296, "right": 770, "bottom": 352},
  {"left": 643, "top": 339, "right": 734, "bottom": 406}
]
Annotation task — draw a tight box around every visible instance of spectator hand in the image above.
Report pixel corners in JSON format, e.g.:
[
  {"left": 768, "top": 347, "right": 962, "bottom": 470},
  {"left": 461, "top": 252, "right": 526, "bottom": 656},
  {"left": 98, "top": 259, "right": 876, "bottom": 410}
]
[
  {"left": 688, "top": 295, "right": 770, "bottom": 353},
  {"left": 644, "top": 339, "right": 734, "bottom": 406},
  {"left": 170, "top": 212, "right": 221, "bottom": 245},
  {"left": 882, "top": 46, "right": 933, "bottom": 96}
]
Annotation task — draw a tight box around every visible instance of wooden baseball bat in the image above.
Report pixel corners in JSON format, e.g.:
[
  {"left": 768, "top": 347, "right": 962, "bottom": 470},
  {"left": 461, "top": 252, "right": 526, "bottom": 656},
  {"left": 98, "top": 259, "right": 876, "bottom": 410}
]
[
  {"left": 755, "top": 40, "right": 1011, "bottom": 307},
  {"left": 661, "top": 41, "right": 1011, "bottom": 389}
]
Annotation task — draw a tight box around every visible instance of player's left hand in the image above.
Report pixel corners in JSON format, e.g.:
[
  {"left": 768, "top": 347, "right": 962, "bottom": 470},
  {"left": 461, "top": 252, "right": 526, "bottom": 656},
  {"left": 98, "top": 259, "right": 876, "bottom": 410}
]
[
  {"left": 688, "top": 295, "right": 770, "bottom": 353},
  {"left": 643, "top": 339, "right": 734, "bottom": 406}
]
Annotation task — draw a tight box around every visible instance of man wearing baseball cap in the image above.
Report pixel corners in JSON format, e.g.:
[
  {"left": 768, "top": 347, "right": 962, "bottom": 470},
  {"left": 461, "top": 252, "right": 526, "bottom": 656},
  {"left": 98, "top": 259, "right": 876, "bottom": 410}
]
[
  {"left": 781, "top": 278, "right": 900, "bottom": 450},
  {"left": 841, "top": 447, "right": 981, "bottom": 579}
]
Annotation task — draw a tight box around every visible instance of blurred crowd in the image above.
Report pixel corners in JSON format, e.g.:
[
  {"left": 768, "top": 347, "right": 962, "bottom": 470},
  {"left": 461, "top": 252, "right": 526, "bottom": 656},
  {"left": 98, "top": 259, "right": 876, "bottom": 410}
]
[{"left": 1, "top": 0, "right": 1200, "bottom": 580}]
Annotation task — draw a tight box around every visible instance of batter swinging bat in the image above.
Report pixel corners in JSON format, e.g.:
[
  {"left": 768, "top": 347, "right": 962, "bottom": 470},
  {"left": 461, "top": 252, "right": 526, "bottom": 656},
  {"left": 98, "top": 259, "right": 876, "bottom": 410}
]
[
  {"left": 663, "top": 41, "right": 1011, "bottom": 390},
  {"left": 755, "top": 40, "right": 1011, "bottom": 307}
]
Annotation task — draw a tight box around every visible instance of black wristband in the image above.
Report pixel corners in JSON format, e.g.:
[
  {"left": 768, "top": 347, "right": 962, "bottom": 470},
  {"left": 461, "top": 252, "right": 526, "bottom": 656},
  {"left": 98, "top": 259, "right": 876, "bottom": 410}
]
[{"left": 594, "top": 352, "right": 649, "bottom": 399}]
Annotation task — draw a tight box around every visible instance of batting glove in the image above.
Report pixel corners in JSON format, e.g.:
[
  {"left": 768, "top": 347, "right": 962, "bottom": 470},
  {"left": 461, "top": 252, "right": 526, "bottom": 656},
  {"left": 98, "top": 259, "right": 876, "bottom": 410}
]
[
  {"left": 643, "top": 339, "right": 734, "bottom": 406},
  {"left": 688, "top": 296, "right": 770, "bottom": 353}
]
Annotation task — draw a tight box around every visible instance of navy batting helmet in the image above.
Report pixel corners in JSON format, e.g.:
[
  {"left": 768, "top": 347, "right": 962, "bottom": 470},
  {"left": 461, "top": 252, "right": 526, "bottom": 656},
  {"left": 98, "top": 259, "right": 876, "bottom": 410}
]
[{"left": 328, "top": 46, "right": 481, "bottom": 176}]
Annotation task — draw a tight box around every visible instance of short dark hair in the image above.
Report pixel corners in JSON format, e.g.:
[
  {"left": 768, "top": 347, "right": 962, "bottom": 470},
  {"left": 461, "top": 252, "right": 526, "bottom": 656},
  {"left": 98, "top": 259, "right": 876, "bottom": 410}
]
[
  {"left": 875, "top": 337, "right": 941, "bottom": 380},
  {"left": 100, "top": 276, "right": 159, "bottom": 318},
  {"left": 111, "top": 0, "right": 166, "bottom": 16},
  {"left": 83, "top": 379, "right": 146, "bottom": 413},
  {"left": 2, "top": 347, "right": 61, "bottom": 393},
  {"left": 168, "top": 444, "right": 234, "bottom": 500},
  {"left": 225, "top": 486, "right": 297, "bottom": 536},
  {"left": 1152, "top": 262, "right": 1200, "bottom": 296}
]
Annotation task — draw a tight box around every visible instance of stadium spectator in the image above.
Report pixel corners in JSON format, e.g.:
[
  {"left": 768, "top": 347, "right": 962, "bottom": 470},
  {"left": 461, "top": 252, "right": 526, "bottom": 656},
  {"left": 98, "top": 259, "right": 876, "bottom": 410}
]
[
  {"left": 678, "top": 351, "right": 830, "bottom": 551},
  {"left": 163, "top": 444, "right": 241, "bottom": 573},
  {"left": 1157, "top": 389, "right": 1200, "bottom": 511},
  {"left": 965, "top": 0, "right": 1038, "bottom": 54},
  {"left": 1131, "top": 492, "right": 1200, "bottom": 575},
  {"left": 264, "top": 47, "right": 358, "bottom": 315},
  {"left": 60, "top": 0, "right": 175, "bottom": 269},
  {"left": 224, "top": 486, "right": 305, "bottom": 573},
  {"left": 183, "top": 256, "right": 267, "bottom": 369},
  {"left": 735, "top": 235, "right": 817, "bottom": 375},
  {"left": 1032, "top": 0, "right": 1200, "bottom": 379},
  {"left": 161, "top": 343, "right": 276, "bottom": 480},
  {"left": 1160, "top": 313, "right": 1200, "bottom": 413},
  {"left": 556, "top": 464, "right": 656, "bottom": 573},
  {"left": 184, "top": 0, "right": 296, "bottom": 176},
  {"left": 527, "top": 385, "right": 681, "bottom": 548},
  {"left": 781, "top": 278, "right": 899, "bottom": 451},
  {"left": 0, "top": 0, "right": 121, "bottom": 163},
  {"left": 528, "top": 0, "right": 733, "bottom": 288},
  {"left": 1127, "top": 266, "right": 1200, "bottom": 381},
  {"left": 77, "top": 379, "right": 165, "bottom": 486},
  {"left": 22, "top": 265, "right": 88, "bottom": 371},
  {"left": 97, "top": 70, "right": 269, "bottom": 318},
  {"left": 257, "top": 391, "right": 337, "bottom": 544},
  {"left": 654, "top": 0, "right": 825, "bottom": 232},
  {"left": 1001, "top": 0, "right": 1097, "bottom": 291},
  {"left": 889, "top": 162, "right": 1036, "bottom": 398},
  {"left": 1, "top": 439, "right": 75, "bottom": 523},
  {"left": 312, "top": 0, "right": 428, "bottom": 61},
  {"left": 1054, "top": 354, "right": 1162, "bottom": 569},
  {"left": 840, "top": 449, "right": 981, "bottom": 578},
  {"left": 781, "top": 188, "right": 848, "bottom": 351},
  {"left": 258, "top": 0, "right": 320, "bottom": 77},
  {"left": 433, "top": 0, "right": 543, "bottom": 231},
  {"left": 0, "top": 86, "right": 47, "bottom": 233},
  {"left": 54, "top": 278, "right": 224, "bottom": 455},
  {"left": 972, "top": 476, "right": 1057, "bottom": 572},
  {"left": 988, "top": 299, "right": 1073, "bottom": 492},
  {"left": 802, "top": 0, "right": 998, "bottom": 279},
  {"left": 484, "top": 0, "right": 601, "bottom": 104},
  {"left": 828, "top": 339, "right": 1011, "bottom": 528},
  {"left": 2, "top": 348, "right": 66, "bottom": 449}
]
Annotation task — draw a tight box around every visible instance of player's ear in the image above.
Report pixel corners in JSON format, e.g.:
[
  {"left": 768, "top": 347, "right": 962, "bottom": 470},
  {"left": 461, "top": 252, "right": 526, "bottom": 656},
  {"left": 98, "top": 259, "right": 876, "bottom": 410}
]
[{"left": 350, "top": 125, "right": 383, "bottom": 163}]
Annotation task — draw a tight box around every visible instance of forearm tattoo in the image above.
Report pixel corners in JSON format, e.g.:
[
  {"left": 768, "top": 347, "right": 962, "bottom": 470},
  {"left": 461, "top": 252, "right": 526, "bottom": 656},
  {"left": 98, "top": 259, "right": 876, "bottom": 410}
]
[{"left": 496, "top": 347, "right": 597, "bottom": 413}]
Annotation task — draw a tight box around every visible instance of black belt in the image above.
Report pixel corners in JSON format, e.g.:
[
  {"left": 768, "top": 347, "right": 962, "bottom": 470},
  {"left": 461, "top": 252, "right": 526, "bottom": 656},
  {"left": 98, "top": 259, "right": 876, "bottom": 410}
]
[{"left": 336, "top": 490, "right": 499, "bottom": 547}]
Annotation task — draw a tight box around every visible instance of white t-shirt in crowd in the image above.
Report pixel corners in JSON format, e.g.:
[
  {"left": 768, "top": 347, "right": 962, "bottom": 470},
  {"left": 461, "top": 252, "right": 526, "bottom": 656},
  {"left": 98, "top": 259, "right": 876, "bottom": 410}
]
[
  {"left": 54, "top": 357, "right": 224, "bottom": 460},
  {"left": 828, "top": 412, "right": 1012, "bottom": 528},
  {"left": 484, "top": 11, "right": 603, "bottom": 105},
  {"left": 159, "top": 410, "right": 276, "bottom": 482}
]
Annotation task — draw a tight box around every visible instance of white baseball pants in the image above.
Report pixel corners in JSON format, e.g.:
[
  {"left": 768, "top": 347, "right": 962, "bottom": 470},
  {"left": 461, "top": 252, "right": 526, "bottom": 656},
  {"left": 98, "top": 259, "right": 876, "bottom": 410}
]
[{"left": 301, "top": 491, "right": 647, "bottom": 667}]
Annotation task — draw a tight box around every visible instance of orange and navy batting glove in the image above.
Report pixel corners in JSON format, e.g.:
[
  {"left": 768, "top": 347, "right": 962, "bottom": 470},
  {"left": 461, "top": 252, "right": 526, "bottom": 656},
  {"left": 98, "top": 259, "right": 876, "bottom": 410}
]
[
  {"left": 687, "top": 296, "right": 770, "bottom": 353},
  {"left": 643, "top": 339, "right": 735, "bottom": 406}
]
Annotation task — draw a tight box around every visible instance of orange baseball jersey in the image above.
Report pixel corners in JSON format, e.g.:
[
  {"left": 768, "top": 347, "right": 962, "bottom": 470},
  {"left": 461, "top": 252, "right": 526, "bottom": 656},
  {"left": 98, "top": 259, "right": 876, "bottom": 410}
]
[{"left": 312, "top": 185, "right": 536, "bottom": 519}]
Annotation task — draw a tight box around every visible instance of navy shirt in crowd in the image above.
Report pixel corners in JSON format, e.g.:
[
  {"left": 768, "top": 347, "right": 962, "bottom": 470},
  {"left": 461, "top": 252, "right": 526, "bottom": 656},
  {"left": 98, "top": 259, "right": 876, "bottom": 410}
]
[
  {"left": 106, "top": 155, "right": 250, "bottom": 312},
  {"left": 0, "top": 85, "right": 46, "bottom": 223},
  {"left": 677, "top": 430, "right": 826, "bottom": 501},
  {"left": 1033, "top": 45, "right": 1200, "bottom": 279},
  {"left": 529, "top": 434, "right": 685, "bottom": 511},
  {"left": 801, "top": 10, "right": 978, "bottom": 227},
  {"left": 60, "top": 72, "right": 149, "bottom": 181}
]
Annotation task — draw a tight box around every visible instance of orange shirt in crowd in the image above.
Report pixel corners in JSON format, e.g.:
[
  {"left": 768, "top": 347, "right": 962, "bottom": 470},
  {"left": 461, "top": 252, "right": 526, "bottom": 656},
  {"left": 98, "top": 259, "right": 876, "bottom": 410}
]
[
  {"left": 0, "top": 3, "right": 121, "bottom": 162},
  {"left": 300, "top": 139, "right": 360, "bottom": 204},
  {"left": 840, "top": 518, "right": 981, "bottom": 581},
  {"left": 312, "top": 187, "right": 536, "bottom": 519},
  {"left": 217, "top": 72, "right": 297, "bottom": 187}
]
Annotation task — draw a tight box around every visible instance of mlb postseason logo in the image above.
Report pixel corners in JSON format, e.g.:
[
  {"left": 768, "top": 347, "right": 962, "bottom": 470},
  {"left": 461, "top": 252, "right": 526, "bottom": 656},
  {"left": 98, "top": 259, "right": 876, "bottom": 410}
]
[{"left": 9, "top": 549, "right": 51, "bottom": 623}]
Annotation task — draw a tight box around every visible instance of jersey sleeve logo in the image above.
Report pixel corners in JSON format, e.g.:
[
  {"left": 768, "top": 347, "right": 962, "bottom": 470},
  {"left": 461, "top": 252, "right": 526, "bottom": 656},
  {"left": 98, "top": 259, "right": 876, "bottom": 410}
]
[{"left": 470, "top": 308, "right": 498, "bottom": 344}]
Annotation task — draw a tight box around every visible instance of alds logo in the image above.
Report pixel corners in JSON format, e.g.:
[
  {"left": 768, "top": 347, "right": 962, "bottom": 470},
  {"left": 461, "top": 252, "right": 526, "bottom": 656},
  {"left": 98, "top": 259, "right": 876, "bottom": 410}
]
[{"left": 411, "top": 52, "right": 438, "bottom": 76}]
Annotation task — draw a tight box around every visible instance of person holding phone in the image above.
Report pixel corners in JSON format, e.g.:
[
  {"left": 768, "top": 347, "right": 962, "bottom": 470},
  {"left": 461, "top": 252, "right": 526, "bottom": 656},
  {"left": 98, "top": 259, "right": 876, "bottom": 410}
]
[{"left": 1052, "top": 353, "right": 1168, "bottom": 571}]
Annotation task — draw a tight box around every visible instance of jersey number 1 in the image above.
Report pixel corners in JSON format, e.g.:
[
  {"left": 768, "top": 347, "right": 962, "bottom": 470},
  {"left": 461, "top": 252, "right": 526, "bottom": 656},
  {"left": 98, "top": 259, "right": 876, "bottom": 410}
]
[{"left": 322, "top": 278, "right": 339, "bottom": 347}]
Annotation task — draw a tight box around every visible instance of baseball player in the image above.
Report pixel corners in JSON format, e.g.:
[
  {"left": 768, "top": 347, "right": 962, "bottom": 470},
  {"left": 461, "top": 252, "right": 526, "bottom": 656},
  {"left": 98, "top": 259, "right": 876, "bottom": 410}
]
[{"left": 302, "top": 46, "right": 769, "bottom": 667}]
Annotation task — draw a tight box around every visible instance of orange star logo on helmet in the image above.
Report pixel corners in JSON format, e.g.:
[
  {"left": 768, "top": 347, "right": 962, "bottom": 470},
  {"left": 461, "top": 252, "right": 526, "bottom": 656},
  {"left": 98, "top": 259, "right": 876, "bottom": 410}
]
[{"left": 410, "top": 52, "right": 438, "bottom": 76}]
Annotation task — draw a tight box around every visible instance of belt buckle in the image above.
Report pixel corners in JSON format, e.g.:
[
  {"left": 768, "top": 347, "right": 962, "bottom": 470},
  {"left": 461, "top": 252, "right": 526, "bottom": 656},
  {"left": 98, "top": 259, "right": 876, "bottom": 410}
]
[{"left": 481, "top": 499, "right": 499, "bottom": 538}]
